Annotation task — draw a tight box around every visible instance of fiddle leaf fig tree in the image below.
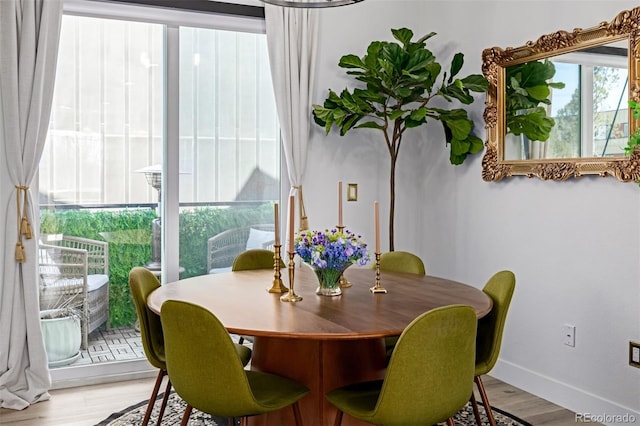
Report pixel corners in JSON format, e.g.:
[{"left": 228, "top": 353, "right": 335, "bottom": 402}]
[
  {"left": 312, "top": 28, "right": 488, "bottom": 251},
  {"left": 506, "top": 59, "right": 565, "bottom": 142}
]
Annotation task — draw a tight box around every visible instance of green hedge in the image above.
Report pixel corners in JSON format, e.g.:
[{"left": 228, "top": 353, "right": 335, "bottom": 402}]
[
  {"left": 179, "top": 204, "right": 273, "bottom": 277},
  {"left": 40, "top": 203, "right": 273, "bottom": 327}
]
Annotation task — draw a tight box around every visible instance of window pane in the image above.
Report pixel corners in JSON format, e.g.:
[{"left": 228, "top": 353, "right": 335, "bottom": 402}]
[
  {"left": 548, "top": 62, "right": 581, "bottom": 158},
  {"left": 42, "top": 15, "right": 164, "bottom": 207},
  {"left": 41, "top": 15, "right": 165, "bottom": 336},
  {"left": 592, "top": 65, "right": 628, "bottom": 157},
  {"left": 178, "top": 27, "right": 279, "bottom": 278},
  {"left": 548, "top": 61, "right": 628, "bottom": 158}
]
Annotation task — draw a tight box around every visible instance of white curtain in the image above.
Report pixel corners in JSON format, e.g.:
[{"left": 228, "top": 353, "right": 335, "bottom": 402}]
[
  {"left": 264, "top": 5, "right": 318, "bottom": 241},
  {"left": 0, "top": 0, "right": 63, "bottom": 409}
]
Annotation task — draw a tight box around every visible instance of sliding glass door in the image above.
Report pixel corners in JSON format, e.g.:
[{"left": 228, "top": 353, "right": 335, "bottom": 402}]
[{"left": 39, "top": 1, "right": 278, "bottom": 382}]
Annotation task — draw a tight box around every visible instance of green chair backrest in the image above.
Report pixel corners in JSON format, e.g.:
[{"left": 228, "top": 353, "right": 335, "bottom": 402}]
[
  {"left": 376, "top": 251, "right": 426, "bottom": 275},
  {"left": 128, "top": 267, "right": 165, "bottom": 369},
  {"left": 232, "top": 248, "right": 284, "bottom": 271},
  {"left": 374, "top": 305, "right": 477, "bottom": 425},
  {"left": 161, "top": 300, "right": 262, "bottom": 417},
  {"left": 475, "top": 270, "right": 516, "bottom": 375}
]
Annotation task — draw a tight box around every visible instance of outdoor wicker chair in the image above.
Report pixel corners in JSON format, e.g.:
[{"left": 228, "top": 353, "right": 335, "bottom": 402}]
[
  {"left": 39, "top": 235, "right": 110, "bottom": 349},
  {"left": 206, "top": 224, "right": 275, "bottom": 274}
]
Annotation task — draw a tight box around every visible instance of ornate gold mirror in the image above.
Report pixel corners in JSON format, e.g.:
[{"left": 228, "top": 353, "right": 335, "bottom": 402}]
[{"left": 481, "top": 7, "right": 640, "bottom": 181}]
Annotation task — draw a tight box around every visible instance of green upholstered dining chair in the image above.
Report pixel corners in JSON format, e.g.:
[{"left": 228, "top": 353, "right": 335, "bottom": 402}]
[
  {"left": 231, "top": 248, "right": 285, "bottom": 345},
  {"left": 129, "top": 267, "right": 173, "bottom": 426},
  {"left": 326, "top": 304, "right": 477, "bottom": 426},
  {"left": 129, "top": 267, "right": 252, "bottom": 425},
  {"left": 160, "top": 300, "right": 309, "bottom": 425},
  {"left": 374, "top": 251, "right": 426, "bottom": 359},
  {"left": 375, "top": 250, "right": 426, "bottom": 275},
  {"left": 232, "top": 248, "right": 284, "bottom": 271},
  {"left": 470, "top": 270, "right": 516, "bottom": 426}
]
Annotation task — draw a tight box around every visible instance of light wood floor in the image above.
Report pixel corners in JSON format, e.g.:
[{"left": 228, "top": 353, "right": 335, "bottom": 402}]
[{"left": 0, "top": 375, "right": 589, "bottom": 426}]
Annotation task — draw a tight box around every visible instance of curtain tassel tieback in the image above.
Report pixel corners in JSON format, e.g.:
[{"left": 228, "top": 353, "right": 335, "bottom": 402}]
[
  {"left": 300, "top": 215, "right": 309, "bottom": 231},
  {"left": 15, "top": 241, "right": 25, "bottom": 263},
  {"left": 294, "top": 185, "right": 309, "bottom": 230},
  {"left": 19, "top": 186, "right": 32, "bottom": 240},
  {"left": 20, "top": 216, "right": 33, "bottom": 239},
  {"left": 15, "top": 185, "right": 31, "bottom": 262}
]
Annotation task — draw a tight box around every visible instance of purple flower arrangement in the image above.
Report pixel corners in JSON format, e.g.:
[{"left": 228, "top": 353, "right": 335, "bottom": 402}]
[{"left": 294, "top": 228, "right": 369, "bottom": 270}]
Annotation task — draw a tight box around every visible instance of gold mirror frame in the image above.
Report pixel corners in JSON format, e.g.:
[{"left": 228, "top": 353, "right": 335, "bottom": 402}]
[{"left": 481, "top": 7, "right": 640, "bottom": 182}]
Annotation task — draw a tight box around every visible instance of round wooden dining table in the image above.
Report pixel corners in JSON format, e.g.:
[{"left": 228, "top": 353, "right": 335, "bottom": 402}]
[{"left": 147, "top": 265, "right": 492, "bottom": 426}]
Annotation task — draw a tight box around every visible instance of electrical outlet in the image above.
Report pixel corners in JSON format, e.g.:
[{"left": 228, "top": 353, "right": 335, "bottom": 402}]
[
  {"left": 563, "top": 324, "right": 575, "bottom": 347},
  {"left": 629, "top": 341, "right": 640, "bottom": 368}
]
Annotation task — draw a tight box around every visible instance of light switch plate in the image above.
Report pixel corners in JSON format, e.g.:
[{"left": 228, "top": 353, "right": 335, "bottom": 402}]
[
  {"left": 629, "top": 341, "right": 640, "bottom": 368},
  {"left": 347, "top": 183, "right": 358, "bottom": 201}
]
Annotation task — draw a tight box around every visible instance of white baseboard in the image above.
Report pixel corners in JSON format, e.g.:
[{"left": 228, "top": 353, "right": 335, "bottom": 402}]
[{"left": 491, "top": 359, "right": 640, "bottom": 425}]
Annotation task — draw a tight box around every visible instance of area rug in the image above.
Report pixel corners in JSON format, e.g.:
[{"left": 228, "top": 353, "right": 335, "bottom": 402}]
[{"left": 96, "top": 391, "right": 532, "bottom": 426}]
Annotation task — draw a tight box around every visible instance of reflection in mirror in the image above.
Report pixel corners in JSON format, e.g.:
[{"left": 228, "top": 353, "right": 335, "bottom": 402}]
[
  {"left": 504, "top": 43, "right": 628, "bottom": 161},
  {"left": 481, "top": 6, "right": 640, "bottom": 181},
  {"left": 504, "top": 58, "right": 565, "bottom": 160}
]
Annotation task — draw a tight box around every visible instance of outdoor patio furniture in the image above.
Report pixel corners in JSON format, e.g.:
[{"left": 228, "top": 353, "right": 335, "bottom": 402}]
[
  {"left": 206, "top": 224, "right": 275, "bottom": 274},
  {"left": 39, "top": 235, "right": 110, "bottom": 350}
]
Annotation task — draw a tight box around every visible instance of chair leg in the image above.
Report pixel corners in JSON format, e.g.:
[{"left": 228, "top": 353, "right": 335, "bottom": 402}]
[
  {"left": 470, "top": 388, "right": 482, "bottom": 425},
  {"left": 180, "top": 404, "right": 193, "bottom": 426},
  {"left": 142, "top": 369, "right": 165, "bottom": 426},
  {"left": 475, "top": 375, "right": 497, "bottom": 426},
  {"left": 81, "top": 318, "right": 89, "bottom": 350},
  {"left": 292, "top": 401, "right": 304, "bottom": 426},
  {"left": 156, "top": 375, "right": 171, "bottom": 424},
  {"left": 446, "top": 418, "right": 455, "bottom": 426},
  {"left": 333, "top": 409, "right": 344, "bottom": 426}
]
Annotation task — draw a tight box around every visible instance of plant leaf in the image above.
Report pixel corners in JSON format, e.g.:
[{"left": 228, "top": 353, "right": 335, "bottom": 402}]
[
  {"left": 507, "top": 106, "right": 555, "bottom": 141},
  {"left": 445, "top": 118, "right": 473, "bottom": 140},
  {"left": 406, "top": 49, "right": 435, "bottom": 73},
  {"left": 415, "top": 31, "right": 437, "bottom": 45},
  {"left": 339, "top": 54, "right": 366, "bottom": 69},
  {"left": 525, "top": 85, "right": 551, "bottom": 102},
  {"left": 410, "top": 107, "right": 427, "bottom": 121},
  {"left": 388, "top": 109, "right": 406, "bottom": 121},
  {"left": 340, "top": 90, "right": 361, "bottom": 113},
  {"left": 312, "top": 106, "right": 332, "bottom": 127},
  {"left": 448, "top": 53, "right": 464, "bottom": 83},
  {"left": 548, "top": 82, "right": 565, "bottom": 89},
  {"left": 449, "top": 152, "right": 467, "bottom": 165},
  {"left": 439, "top": 82, "right": 473, "bottom": 104},
  {"left": 460, "top": 74, "right": 489, "bottom": 92},
  {"left": 468, "top": 135, "right": 484, "bottom": 154},
  {"left": 391, "top": 28, "right": 414, "bottom": 47},
  {"left": 364, "top": 42, "right": 382, "bottom": 69},
  {"left": 340, "top": 114, "right": 362, "bottom": 136},
  {"left": 354, "top": 121, "right": 384, "bottom": 131}
]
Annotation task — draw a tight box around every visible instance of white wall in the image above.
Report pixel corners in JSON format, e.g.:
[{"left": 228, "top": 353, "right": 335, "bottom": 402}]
[{"left": 304, "top": 0, "right": 640, "bottom": 422}]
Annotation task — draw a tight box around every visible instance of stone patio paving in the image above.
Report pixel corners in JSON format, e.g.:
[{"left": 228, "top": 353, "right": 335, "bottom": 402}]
[
  {"left": 53, "top": 326, "right": 248, "bottom": 368},
  {"left": 57, "top": 326, "right": 145, "bottom": 368}
]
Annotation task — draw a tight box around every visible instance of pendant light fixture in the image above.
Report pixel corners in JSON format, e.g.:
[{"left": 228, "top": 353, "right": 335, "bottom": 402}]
[{"left": 260, "top": 0, "right": 364, "bottom": 8}]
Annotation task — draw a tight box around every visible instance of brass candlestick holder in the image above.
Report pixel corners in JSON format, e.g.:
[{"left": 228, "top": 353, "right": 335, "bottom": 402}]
[
  {"left": 280, "top": 252, "right": 302, "bottom": 302},
  {"left": 336, "top": 225, "right": 352, "bottom": 288},
  {"left": 268, "top": 244, "right": 289, "bottom": 293},
  {"left": 370, "top": 252, "right": 387, "bottom": 293}
]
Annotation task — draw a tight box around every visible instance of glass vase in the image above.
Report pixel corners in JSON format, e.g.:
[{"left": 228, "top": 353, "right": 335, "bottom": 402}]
[{"left": 312, "top": 265, "right": 349, "bottom": 296}]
